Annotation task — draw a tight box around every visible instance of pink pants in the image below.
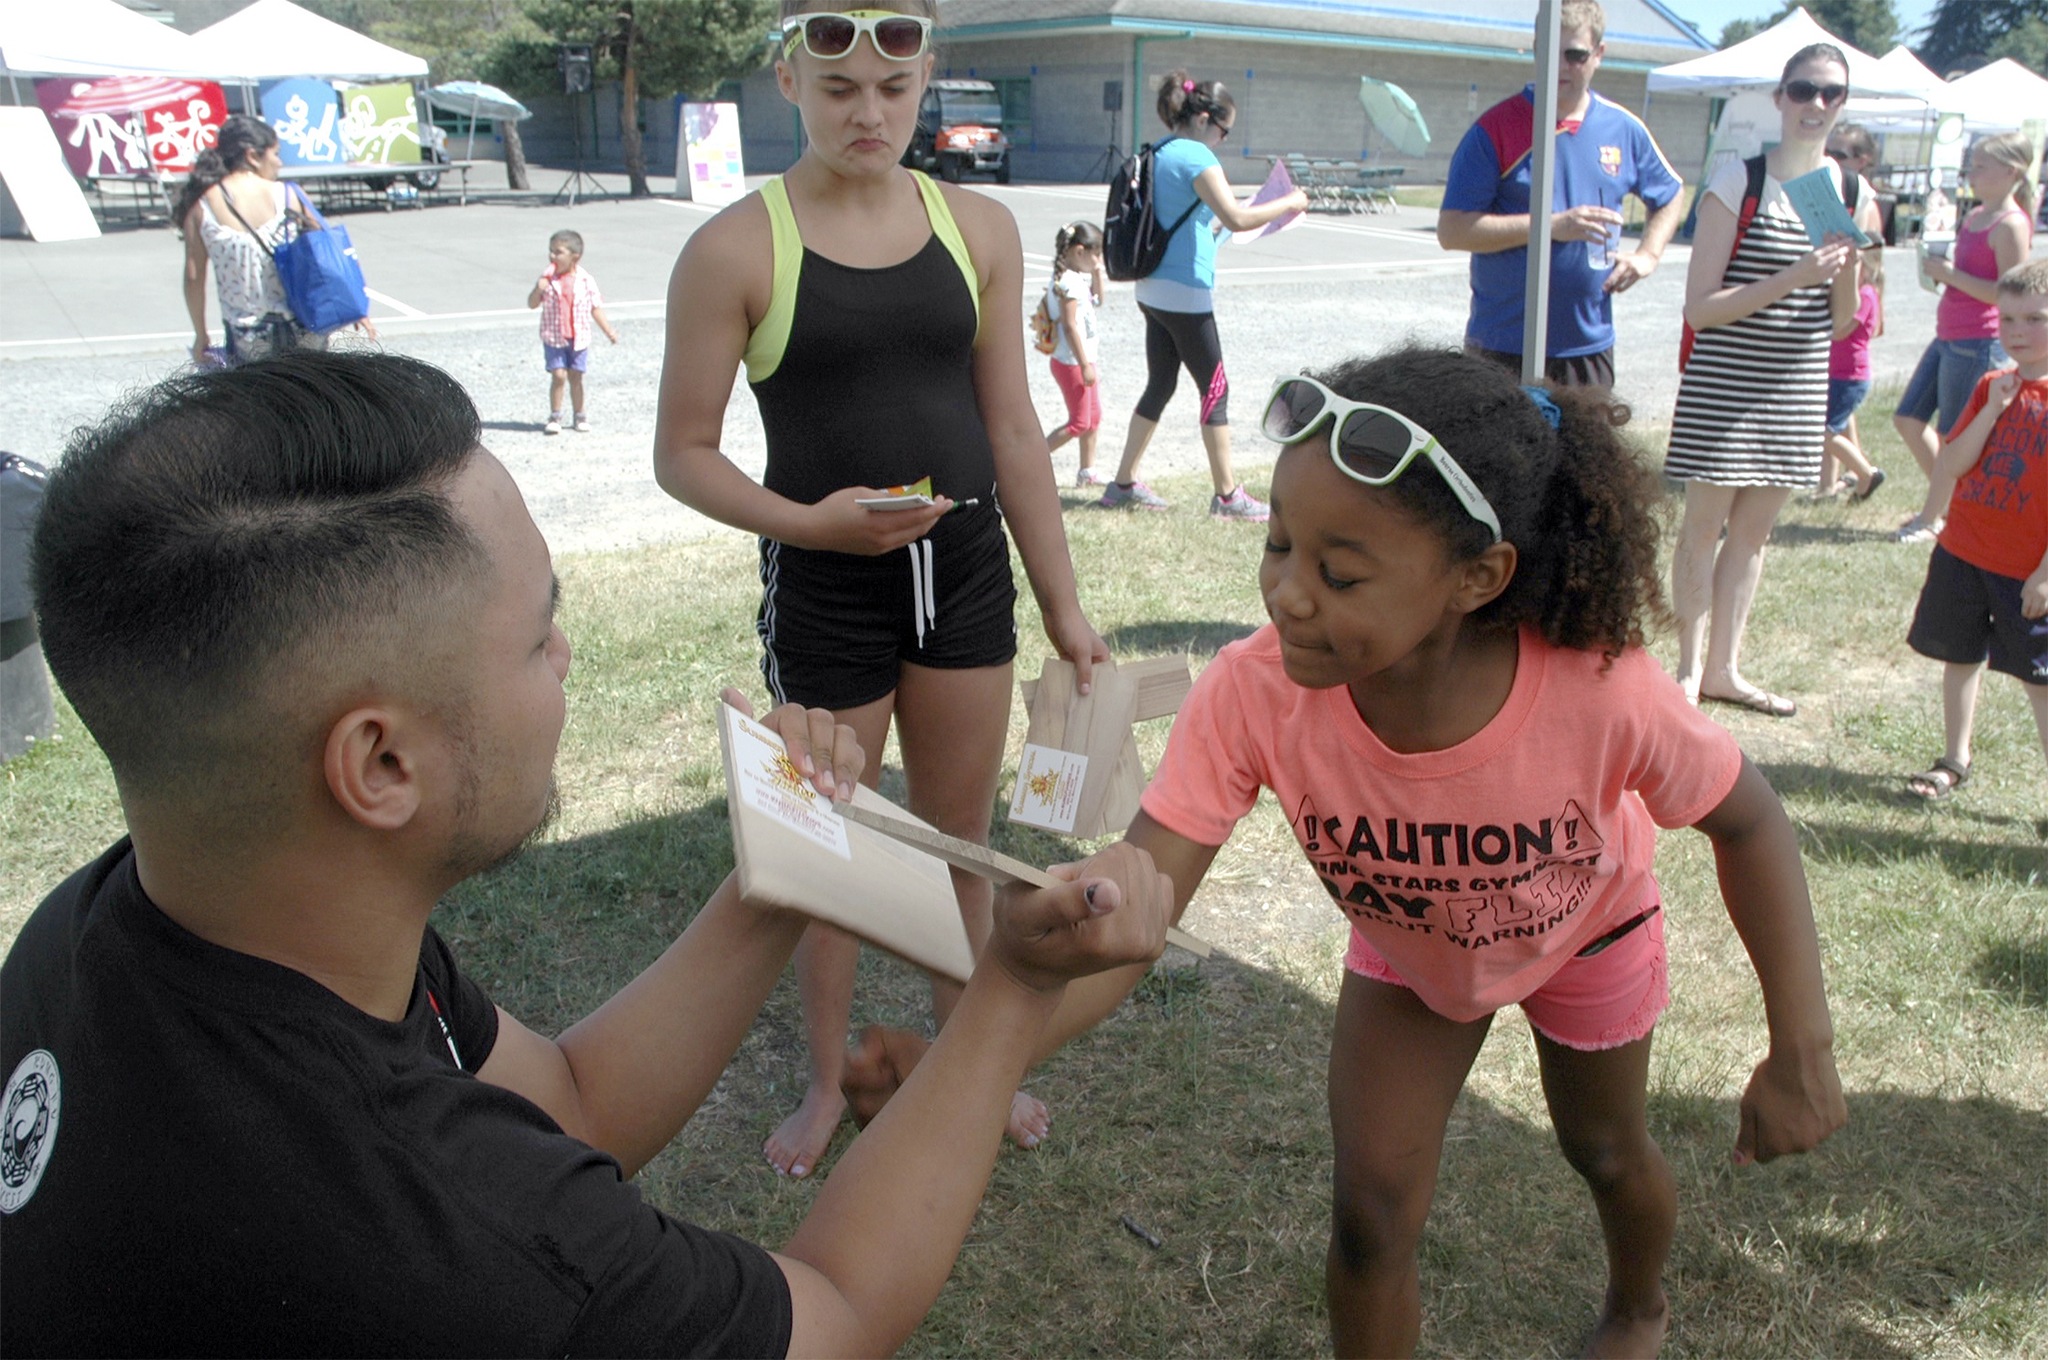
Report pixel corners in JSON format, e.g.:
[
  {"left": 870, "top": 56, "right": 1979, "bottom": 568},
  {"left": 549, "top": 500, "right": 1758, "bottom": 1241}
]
[{"left": 1050, "top": 358, "right": 1102, "bottom": 435}]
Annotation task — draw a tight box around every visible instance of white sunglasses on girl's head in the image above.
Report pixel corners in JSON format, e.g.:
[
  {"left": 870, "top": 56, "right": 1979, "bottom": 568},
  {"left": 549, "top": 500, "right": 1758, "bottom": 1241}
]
[
  {"left": 780, "top": 10, "right": 933, "bottom": 61},
  {"left": 1260, "top": 375, "right": 1503, "bottom": 543}
]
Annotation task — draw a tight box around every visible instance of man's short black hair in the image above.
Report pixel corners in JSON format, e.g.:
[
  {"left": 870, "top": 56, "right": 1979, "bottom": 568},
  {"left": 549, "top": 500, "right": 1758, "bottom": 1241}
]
[{"left": 32, "top": 351, "right": 486, "bottom": 807}]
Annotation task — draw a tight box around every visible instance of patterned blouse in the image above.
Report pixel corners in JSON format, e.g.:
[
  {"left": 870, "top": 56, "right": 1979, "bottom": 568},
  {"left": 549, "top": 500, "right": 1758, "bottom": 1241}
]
[
  {"left": 537, "top": 265, "right": 604, "bottom": 350},
  {"left": 197, "top": 182, "right": 293, "bottom": 325}
]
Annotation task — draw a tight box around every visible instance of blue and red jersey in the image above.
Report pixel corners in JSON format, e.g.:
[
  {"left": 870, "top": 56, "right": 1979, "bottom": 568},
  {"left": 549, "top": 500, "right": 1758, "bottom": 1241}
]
[{"left": 1442, "top": 85, "right": 1682, "bottom": 358}]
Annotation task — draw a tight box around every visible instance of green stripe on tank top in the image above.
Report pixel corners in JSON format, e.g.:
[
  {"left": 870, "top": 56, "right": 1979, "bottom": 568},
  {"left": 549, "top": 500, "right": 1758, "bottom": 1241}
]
[{"left": 742, "top": 171, "right": 980, "bottom": 385}]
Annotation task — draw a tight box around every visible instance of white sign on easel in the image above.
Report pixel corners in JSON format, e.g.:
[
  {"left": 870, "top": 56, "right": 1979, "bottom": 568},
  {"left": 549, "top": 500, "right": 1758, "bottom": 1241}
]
[
  {"left": 676, "top": 101, "right": 745, "bottom": 207},
  {"left": 0, "top": 109, "right": 101, "bottom": 242}
]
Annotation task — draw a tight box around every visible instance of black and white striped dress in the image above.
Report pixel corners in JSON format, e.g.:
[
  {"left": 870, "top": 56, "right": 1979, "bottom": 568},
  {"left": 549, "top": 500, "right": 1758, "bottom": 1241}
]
[{"left": 1665, "top": 162, "right": 1833, "bottom": 488}]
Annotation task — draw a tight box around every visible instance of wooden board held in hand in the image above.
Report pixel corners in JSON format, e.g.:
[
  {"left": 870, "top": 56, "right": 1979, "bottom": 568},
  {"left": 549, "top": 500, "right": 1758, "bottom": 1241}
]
[{"left": 719, "top": 703, "right": 975, "bottom": 982}]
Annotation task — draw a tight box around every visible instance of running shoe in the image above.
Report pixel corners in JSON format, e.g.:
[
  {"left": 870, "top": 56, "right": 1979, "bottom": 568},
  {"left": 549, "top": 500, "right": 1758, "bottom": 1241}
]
[
  {"left": 574, "top": 413, "right": 592, "bottom": 433},
  {"left": 1099, "top": 480, "right": 1168, "bottom": 510},
  {"left": 1210, "top": 484, "right": 1270, "bottom": 522},
  {"left": 1075, "top": 466, "right": 1109, "bottom": 487},
  {"left": 543, "top": 415, "right": 562, "bottom": 436}
]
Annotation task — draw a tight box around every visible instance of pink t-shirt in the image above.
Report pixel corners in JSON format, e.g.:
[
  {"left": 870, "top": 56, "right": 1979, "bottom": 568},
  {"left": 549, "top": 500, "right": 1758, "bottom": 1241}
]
[
  {"left": 1937, "top": 208, "right": 2029, "bottom": 341},
  {"left": 1142, "top": 625, "right": 1744, "bottom": 1023},
  {"left": 1829, "top": 285, "right": 1880, "bottom": 381}
]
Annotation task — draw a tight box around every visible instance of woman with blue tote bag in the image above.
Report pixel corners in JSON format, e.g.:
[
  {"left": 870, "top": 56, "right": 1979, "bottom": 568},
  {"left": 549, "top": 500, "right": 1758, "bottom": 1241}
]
[{"left": 178, "top": 115, "right": 376, "bottom": 366}]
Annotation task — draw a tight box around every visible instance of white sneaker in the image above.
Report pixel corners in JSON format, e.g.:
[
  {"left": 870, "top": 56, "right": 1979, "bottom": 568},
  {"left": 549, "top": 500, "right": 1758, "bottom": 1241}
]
[
  {"left": 1075, "top": 466, "right": 1109, "bottom": 487},
  {"left": 573, "top": 413, "right": 591, "bottom": 433},
  {"left": 543, "top": 415, "right": 562, "bottom": 436},
  {"left": 1210, "top": 484, "right": 1270, "bottom": 522}
]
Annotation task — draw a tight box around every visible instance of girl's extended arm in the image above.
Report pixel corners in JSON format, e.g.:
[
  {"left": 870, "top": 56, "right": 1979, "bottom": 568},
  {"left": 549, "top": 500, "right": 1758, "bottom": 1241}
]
[
  {"left": 1693, "top": 756, "right": 1846, "bottom": 1165},
  {"left": 1033, "top": 810, "right": 1221, "bottom": 1059},
  {"left": 1927, "top": 212, "right": 2029, "bottom": 304},
  {"left": 954, "top": 189, "right": 1108, "bottom": 686},
  {"left": 1684, "top": 190, "right": 1853, "bottom": 331},
  {"left": 1193, "top": 165, "right": 1308, "bottom": 234},
  {"left": 1913, "top": 370, "right": 2019, "bottom": 527},
  {"left": 651, "top": 201, "right": 945, "bottom": 556}
]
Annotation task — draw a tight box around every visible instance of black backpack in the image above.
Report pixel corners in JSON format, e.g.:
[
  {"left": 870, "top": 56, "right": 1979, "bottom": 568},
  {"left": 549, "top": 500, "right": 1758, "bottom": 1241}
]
[{"left": 1102, "top": 138, "right": 1201, "bottom": 282}]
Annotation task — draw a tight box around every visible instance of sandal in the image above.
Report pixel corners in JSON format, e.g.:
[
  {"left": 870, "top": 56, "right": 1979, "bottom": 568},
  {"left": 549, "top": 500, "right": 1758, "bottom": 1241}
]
[
  {"left": 1905, "top": 756, "right": 1970, "bottom": 802},
  {"left": 1700, "top": 687, "right": 1797, "bottom": 718}
]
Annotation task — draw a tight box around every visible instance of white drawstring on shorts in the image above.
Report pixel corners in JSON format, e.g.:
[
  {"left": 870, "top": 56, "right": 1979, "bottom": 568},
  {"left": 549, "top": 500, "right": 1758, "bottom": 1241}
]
[{"left": 906, "top": 538, "right": 936, "bottom": 648}]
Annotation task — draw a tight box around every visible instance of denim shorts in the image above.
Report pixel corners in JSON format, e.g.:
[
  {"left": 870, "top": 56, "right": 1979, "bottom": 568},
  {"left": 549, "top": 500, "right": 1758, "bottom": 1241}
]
[
  {"left": 1897, "top": 337, "right": 2008, "bottom": 435},
  {"left": 1825, "top": 378, "right": 1870, "bottom": 434}
]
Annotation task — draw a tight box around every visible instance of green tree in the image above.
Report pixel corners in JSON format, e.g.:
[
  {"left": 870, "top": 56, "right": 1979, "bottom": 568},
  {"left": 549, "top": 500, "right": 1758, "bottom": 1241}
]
[
  {"left": 1917, "top": 0, "right": 2048, "bottom": 75},
  {"left": 1717, "top": 0, "right": 1900, "bottom": 52},
  {"left": 514, "top": 0, "right": 777, "bottom": 197}
]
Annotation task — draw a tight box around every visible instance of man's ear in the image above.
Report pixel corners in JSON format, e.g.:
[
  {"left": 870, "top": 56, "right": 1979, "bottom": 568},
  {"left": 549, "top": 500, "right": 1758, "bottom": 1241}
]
[
  {"left": 323, "top": 707, "right": 423, "bottom": 832},
  {"left": 1452, "top": 541, "right": 1518, "bottom": 615}
]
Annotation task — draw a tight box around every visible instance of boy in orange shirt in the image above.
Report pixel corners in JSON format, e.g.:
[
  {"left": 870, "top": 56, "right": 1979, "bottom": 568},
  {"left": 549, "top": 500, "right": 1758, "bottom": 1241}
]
[{"left": 1904, "top": 259, "right": 2048, "bottom": 800}]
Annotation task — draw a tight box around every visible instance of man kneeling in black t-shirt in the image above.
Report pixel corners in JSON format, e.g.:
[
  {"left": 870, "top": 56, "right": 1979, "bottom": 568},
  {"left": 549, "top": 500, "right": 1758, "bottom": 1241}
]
[{"left": 0, "top": 352, "right": 1170, "bottom": 1358}]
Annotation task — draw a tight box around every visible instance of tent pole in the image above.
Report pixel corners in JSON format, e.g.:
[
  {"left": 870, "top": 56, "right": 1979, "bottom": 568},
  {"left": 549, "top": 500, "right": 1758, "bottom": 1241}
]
[{"left": 1521, "top": 0, "right": 1561, "bottom": 383}]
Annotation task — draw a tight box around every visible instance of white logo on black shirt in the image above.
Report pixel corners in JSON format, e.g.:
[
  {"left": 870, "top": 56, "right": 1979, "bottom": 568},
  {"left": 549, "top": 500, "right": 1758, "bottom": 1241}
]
[{"left": 1, "top": 1049, "right": 61, "bottom": 1214}]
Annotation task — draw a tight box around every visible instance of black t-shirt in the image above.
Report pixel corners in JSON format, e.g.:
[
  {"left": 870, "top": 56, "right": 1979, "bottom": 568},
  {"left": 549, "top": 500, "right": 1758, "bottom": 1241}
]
[{"left": 0, "top": 841, "right": 793, "bottom": 1358}]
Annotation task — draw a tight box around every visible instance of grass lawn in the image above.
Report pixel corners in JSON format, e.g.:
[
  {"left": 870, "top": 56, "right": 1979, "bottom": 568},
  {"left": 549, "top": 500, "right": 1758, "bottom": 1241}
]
[{"left": 3, "top": 401, "right": 2043, "bottom": 1357}]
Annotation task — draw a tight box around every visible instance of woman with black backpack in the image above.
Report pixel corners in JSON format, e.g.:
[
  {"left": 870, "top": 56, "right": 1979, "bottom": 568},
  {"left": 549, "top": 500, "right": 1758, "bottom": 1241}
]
[{"left": 1098, "top": 70, "right": 1306, "bottom": 520}]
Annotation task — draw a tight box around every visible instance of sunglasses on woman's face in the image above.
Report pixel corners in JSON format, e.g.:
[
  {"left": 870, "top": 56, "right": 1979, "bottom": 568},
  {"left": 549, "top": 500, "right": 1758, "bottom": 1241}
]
[
  {"left": 1782, "top": 79, "right": 1848, "bottom": 107},
  {"left": 780, "top": 10, "right": 933, "bottom": 61},
  {"left": 1261, "top": 376, "right": 1502, "bottom": 543}
]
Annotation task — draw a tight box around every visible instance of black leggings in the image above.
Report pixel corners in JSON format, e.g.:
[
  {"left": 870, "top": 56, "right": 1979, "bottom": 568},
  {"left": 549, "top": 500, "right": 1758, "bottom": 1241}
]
[{"left": 1134, "top": 304, "right": 1229, "bottom": 427}]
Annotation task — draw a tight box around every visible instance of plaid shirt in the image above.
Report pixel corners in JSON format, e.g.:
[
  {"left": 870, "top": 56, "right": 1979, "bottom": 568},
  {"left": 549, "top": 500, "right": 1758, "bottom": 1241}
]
[{"left": 537, "top": 265, "right": 604, "bottom": 350}]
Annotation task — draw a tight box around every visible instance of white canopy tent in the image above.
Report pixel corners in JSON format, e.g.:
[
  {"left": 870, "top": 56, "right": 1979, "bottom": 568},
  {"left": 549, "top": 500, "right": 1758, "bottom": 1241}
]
[
  {"left": 1938, "top": 58, "right": 2048, "bottom": 136},
  {"left": 188, "top": 0, "right": 428, "bottom": 82},
  {"left": 1, "top": 0, "right": 212, "bottom": 83},
  {"left": 1647, "top": 8, "right": 1889, "bottom": 98}
]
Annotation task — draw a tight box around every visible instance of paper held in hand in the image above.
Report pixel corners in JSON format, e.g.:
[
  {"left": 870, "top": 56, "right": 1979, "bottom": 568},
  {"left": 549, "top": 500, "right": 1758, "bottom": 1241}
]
[
  {"left": 718, "top": 703, "right": 974, "bottom": 982},
  {"left": 1230, "top": 158, "right": 1303, "bottom": 244},
  {"left": 1780, "top": 166, "right": 1877, "bottom": 249}
]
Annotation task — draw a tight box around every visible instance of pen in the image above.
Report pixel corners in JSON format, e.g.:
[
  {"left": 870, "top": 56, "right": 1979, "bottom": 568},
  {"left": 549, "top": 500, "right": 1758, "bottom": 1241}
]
[{"left": 948, "top": 498, "right": 981, "bottom": 511}]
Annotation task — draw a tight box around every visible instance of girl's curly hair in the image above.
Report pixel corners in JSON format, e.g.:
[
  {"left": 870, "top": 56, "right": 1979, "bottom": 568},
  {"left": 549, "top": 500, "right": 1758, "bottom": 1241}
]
[{"left": 1306, "top": 345, "right": 1671, "bottom": 659}]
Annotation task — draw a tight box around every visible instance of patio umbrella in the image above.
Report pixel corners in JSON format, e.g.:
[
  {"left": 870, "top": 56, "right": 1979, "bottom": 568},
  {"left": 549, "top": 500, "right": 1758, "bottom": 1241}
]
[
  {"left": 1359, "top": 77, "right": 1429, "bottom": 158},
  {"left": 424, "top": 80, "right": 530, "bottom": 159}
]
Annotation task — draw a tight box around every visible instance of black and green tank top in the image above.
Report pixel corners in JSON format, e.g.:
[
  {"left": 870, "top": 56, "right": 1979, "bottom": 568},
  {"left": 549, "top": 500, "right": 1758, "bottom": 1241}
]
[{"left": 745, "top": 172, "right": 993, "bottom": 507}]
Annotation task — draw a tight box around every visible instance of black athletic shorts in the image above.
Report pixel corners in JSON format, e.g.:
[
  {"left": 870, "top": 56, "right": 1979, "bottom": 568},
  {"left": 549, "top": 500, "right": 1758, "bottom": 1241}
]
[
  {"left": 757, "top": 502, "right": 1019, "bottom": 711},
  {"left": 1468, "top": 343, "right": 1615, "bottom": 391},
  {"left": 1907, "top": 543, "right": 2048, "bottom": 685}
]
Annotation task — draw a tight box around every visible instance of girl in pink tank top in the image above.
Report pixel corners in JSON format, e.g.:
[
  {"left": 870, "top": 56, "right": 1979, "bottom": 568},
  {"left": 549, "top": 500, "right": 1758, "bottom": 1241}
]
[{"left": 1895, "top": 134, "right": 2037, "bottom": 536}]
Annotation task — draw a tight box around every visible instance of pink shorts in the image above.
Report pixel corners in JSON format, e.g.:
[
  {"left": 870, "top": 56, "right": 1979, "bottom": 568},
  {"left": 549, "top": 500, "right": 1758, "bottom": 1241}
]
[
  {"left": 1344, "top": 909, "right": 1669, "bottom": 1051},
  {"left": 1050, "top": 358, "right": 1102, "bottom": 435}
]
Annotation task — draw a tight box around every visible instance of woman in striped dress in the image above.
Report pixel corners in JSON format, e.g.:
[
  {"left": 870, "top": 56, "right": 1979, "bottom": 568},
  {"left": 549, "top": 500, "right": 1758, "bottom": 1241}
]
[{"left": 1666, "top": 44, "right": 1859, "bottom": 717}]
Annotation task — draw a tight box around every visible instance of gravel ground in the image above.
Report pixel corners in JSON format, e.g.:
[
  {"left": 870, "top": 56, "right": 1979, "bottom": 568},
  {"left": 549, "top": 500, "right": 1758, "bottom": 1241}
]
[{"left": 0, "top": 250, "right": 1947, "bottom": 558}]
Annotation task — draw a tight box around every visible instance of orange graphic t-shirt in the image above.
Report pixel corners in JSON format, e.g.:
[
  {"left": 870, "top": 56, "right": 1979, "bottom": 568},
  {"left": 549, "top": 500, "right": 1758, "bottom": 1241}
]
[{"left": 1142, "top": 625, "right": 1743, "bottom": 1023}]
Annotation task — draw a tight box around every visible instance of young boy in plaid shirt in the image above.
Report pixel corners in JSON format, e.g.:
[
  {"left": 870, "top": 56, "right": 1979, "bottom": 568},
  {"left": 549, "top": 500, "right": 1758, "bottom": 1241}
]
[{"left": 527, "top": 229, "right": 620, "bottom": 435}]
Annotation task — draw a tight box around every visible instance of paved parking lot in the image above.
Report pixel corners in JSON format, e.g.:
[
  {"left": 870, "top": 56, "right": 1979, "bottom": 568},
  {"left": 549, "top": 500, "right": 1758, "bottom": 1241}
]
[{"left": 0, "top": 169, "right": 1950, "bottom": 555}]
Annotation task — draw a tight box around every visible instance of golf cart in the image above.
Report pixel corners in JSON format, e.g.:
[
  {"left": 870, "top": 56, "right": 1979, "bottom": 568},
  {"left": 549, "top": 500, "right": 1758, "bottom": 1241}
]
[{"left": 904, "top": 78, "right": 1010, "bottom": 183}]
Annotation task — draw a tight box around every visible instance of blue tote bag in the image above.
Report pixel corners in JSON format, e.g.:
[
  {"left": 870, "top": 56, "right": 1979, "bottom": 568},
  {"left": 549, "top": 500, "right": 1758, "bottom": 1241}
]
[{"left": 273, "top": 185, "right": 370, "bottom": 333}]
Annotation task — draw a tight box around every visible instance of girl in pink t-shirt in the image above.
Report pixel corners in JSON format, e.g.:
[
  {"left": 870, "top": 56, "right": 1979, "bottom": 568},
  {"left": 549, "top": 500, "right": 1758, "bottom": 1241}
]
[
  {"left": 1011, "top": 347, "right": 1845, "bottom": 1356},
  {"left": 1895, "top": 133, "right": 2036, "bottom": 538},
  {"left": 1820, "top": 251, "right": 1885, "bottom": 500}
]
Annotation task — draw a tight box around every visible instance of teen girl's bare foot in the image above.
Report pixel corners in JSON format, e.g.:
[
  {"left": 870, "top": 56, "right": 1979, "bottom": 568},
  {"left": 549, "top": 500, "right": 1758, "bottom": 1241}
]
[
  {"left": 1582, "top": 1291, "right": 1668, "bottom": 1359},
  {"left": 843, "top": 1025, "right": 1047, "bottom": 1148},
  {"left": 763, "top": 1082, "right": 845, "bottom": 1179},
  {"left": 1009, "top": 1091, "right": 1050, "bottom": 1149}
]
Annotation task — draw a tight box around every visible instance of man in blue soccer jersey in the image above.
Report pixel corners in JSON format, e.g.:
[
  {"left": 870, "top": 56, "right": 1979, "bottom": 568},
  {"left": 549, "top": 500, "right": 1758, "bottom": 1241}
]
[{"left": 1437, "top": 0, "right": 1685, "bottom": 388}]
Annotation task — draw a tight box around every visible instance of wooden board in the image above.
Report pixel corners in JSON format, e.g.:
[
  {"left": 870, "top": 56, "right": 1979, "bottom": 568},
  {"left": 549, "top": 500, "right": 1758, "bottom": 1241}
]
[
  {"left": 1014, "top": 657, "right": 1138, "bottom": 839},
  {"left": 719, "top": 703, "right": 974, "bottom": 983},
  {"left": 1019, "top": 653, "right": 1190, "bottom": 722}
]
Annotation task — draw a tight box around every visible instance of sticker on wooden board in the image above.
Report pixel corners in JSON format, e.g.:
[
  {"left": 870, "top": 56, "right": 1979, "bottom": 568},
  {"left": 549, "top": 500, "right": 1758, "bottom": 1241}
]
[
  {"left": 1009, "top": 743, "right": 1089, "bottom": 833},
  {"left": 728, "top": 709, "right": 851, "bottom": 860}
]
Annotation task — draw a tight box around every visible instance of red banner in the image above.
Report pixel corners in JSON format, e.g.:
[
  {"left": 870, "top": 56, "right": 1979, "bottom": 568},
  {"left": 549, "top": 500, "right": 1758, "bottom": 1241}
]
[{"left": 36, "top": 77, "right": 228, "bottom": 179}]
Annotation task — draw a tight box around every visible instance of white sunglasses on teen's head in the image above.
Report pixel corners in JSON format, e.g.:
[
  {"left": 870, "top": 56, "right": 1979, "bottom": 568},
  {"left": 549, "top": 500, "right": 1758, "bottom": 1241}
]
[
  {"left": 1260, "top": 375, "right": 1503, "bottom": 543},
  {"left": 780, "top": 10, "right": 933, "bottom": 61}
]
